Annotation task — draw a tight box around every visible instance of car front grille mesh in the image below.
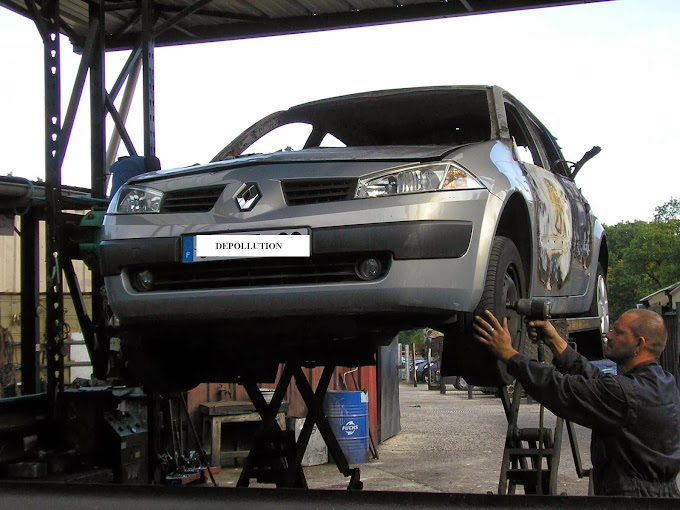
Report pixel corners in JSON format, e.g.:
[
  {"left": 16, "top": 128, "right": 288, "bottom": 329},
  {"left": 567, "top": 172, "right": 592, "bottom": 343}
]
[
  {"left": 282, "top": 179, "right": 356, "bottom": 205},
  {"left": 161, "top": 185, "right": 225, "bottom": 213},
  {"left": 131, "top": 253, "right": 391, "bottom": 291}
]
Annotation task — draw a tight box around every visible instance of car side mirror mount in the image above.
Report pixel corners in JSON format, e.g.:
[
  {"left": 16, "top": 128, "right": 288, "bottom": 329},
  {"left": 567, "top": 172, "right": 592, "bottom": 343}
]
[
  {"left": 511, "top": 141, "right": 522, "bottom": 162},
  {"left": 570, "top": 146, "right": 601, "bottom": 179}
]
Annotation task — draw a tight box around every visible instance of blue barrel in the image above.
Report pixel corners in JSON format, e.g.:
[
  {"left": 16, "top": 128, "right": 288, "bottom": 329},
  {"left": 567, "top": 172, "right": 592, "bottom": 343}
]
[{"left": 323, "top": 390, "right": 369, "bottom": 464}]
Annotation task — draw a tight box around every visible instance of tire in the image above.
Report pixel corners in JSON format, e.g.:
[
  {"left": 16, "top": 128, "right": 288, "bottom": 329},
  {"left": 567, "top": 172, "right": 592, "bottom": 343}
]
[
  {"left": 440, "top": 236, "right": 527, "bottom": 387},
  {"left": 589, "top": 263, "right": 610, "bottom": 338},
  {"left": 453, "top": 376, "right": 468, "bottom": 391}
]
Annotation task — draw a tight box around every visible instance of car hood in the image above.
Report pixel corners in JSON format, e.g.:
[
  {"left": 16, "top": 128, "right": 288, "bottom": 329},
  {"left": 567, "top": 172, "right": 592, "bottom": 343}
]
[{"left": 130, "top": 145, "right": 464, "bottom": 184}]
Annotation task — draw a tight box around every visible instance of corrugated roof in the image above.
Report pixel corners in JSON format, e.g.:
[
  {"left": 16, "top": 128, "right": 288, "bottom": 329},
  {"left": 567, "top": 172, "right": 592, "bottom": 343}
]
[
  {"left": 0, "top": 0, "right": 609, "bottom": 51},
  {"left": 640, "top": 281, "right": 680, "bottom": 305}
]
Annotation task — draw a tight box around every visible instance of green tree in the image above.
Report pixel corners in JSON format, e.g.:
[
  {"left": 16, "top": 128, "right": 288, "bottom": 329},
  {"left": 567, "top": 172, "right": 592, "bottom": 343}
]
[
  {"left": 653, "top": 197, "right": 680, "bottom": 222},
  {"left": 605, "top": 198, "right": 680, "bottom": 319},
  {"left": 398, "top": 329, "right": 425, "bottom": 356}
]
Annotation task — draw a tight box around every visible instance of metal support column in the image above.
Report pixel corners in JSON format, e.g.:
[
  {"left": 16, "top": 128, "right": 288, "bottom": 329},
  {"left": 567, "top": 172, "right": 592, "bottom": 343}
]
[
  {"left": 42, "top": 0, "right": 65, "bottom": 413},
  {"left": 141, "top": 0, "right": 156, "bottom": 170},
  {"left": 89, "top": 0, "right": 106, "bottom": 199},
  {"left": 88, "top": 0, "right": 108, "bottom": 380},
  {"left": 139, "top": 0, "right": 160, "bottom": 481},
  {"left": 20, "top": 210, "right": 41, "bottom": 394}
]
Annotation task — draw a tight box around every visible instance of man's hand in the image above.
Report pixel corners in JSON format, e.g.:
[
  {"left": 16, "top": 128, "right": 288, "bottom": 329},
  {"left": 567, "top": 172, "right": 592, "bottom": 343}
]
[
  {"left": 528, "top": 320, "right": 568, "bottom": 356},
  {"left": 473, "top": 310, "right": 519, "bottom": 363}
]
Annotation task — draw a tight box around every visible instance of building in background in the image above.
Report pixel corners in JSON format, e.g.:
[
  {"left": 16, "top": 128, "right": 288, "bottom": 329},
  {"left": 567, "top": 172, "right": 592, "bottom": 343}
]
[
  {"left": 0, "top": 217, "right": 92, "bottom": 395},
  {"left": 640, "top": 281, "right": 680, "bottom": 389}
]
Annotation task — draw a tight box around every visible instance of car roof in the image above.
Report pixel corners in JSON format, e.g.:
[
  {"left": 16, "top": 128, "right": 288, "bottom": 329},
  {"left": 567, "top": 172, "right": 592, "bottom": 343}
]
[{"left": 289, "top": 85, "right": 499, "bottom": 110}]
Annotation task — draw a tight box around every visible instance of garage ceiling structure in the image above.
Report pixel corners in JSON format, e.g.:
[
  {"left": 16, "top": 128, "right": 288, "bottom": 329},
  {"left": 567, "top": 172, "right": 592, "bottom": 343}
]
[{"left": 3, "top": 0, "right": 608, "bottom": 50}]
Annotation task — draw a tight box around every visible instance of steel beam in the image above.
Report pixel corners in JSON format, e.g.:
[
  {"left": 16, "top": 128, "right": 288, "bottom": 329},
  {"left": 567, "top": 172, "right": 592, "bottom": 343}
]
[
  {"left": 86, "top": 1, "right": 109, "bottom": 381},
  {"left": 57, "top": 16, "right": 99, "bottom": 172},
  {"left": 42, "top": 0, "right": 65, "bottom": 413},
  {"left": 20, "top": 210, "right": 41, "bottom": 394},
  {"left": 23, "top": 0, "right": 49, "bottom": 43},
  {"left": 62, "top": 259, "right": 95, "bottom": 366},
  {"left": 106, "top": 45, "right": 143, "bottom": 168},
  {"left": 141, "top": 0, "right": 156, "bottom": 170},
  {"left": 89, "top": 1, "right": 106, "bottom": 199},
  {"left": 105, "top": 93, "right": 138, "bottom": 164},
  {"left": 109, "top": 45, "right": 142, "bottom": 100}
]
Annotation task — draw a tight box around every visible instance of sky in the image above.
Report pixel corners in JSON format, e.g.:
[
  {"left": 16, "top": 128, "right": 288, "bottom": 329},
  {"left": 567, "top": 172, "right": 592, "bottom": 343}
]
[{"left": 0, "top": 0, "right": 679, "bottom": 225}]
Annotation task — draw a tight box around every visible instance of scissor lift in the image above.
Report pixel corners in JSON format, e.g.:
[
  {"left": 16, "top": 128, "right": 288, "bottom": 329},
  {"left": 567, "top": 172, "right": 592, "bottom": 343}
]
[{"left": 237, "top": 364, "right": 362, "bottom": 490}]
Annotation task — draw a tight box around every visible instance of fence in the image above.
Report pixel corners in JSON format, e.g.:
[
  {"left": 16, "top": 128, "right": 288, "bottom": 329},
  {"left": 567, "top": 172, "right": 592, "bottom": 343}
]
[{"left": 660, "top": 308, "right": 679, "bottom": 390}]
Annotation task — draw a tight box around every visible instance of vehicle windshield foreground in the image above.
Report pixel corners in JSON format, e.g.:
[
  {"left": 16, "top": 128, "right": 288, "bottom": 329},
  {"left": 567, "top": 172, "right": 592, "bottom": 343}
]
[{"left": 101, "top": 86, "right": 608, "bottom": 391}]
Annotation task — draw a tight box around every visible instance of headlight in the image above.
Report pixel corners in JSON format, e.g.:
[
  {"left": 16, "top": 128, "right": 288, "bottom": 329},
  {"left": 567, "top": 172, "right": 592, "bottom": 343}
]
[
  {"left": 110, "top": 185, "right": 163, "bottom": 214},
  {"left": 355, "top": 162, "right": 484, "bottom": 199}
]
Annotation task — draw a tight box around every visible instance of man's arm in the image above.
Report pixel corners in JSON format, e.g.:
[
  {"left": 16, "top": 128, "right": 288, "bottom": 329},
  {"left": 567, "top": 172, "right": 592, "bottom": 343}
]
[
  {"left": 528, "top": 319, "right": 603, "bottom": 380},
  {"left": 505, "top": 355, "right": 627, "bottom": 430},
  {"left": 474, "top": 311, "right": 627, "bottom": 430}
]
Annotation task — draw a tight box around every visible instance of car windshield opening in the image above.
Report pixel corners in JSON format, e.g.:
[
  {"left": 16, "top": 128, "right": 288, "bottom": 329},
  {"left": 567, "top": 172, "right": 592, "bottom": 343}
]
[
  {"left": 292, "top": 89, "right": 492, "bottom": 148},
  {"left": 234, "top": 89, "right": 493, "bottom": 156}
]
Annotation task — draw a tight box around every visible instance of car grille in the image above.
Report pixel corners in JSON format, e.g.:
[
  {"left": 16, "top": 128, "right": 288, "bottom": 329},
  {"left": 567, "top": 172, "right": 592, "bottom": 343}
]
[
  {"left": 131, "top": 253, "right": 391, "bottom": 291},
  {"left": 281, "top": 179, "right": 356, "bottom": 206},
  {"left": 160, "top": 185, "right": 225, "bottom": 213}
]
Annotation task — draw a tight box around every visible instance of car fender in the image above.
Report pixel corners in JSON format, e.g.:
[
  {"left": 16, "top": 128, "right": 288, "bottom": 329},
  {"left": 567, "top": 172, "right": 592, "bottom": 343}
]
[{"left": 448, "top": 140, "right": 536, "bottom": 309}]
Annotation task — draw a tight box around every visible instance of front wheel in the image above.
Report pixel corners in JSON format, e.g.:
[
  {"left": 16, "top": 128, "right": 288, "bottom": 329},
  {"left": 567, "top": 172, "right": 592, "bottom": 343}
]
[{"left": 441, "top": 236, "right": 527, "bottom": 386}]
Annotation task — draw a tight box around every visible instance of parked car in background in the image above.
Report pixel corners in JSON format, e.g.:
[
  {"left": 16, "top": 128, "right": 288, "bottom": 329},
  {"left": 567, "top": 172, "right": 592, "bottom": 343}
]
[
  {"left": 421, "top": 359, "right": 440, "bottom": 385},
  {"left": 415, "top": 359, "right": 429, "bottom": 382},
  {"left": 101, "top": 86, "right": 608, "bottom": 390}
]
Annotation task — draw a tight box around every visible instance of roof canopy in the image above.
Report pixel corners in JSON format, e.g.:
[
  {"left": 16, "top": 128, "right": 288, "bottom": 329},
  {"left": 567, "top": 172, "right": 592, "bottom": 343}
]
[{"left": 1, "top": 0, "right": 608, "bottom": 51}]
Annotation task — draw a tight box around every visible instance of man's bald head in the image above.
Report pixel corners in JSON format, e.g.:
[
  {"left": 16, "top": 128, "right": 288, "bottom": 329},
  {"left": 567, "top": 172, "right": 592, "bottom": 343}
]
[{"left": 623, "top": 309, "right": 667, "bottom": 358}]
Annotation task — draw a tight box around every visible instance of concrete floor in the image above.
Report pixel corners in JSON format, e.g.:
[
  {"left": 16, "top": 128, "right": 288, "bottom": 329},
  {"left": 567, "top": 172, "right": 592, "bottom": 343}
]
[{"left": 211, "top": 382, "right": 594, "bottom": 495}]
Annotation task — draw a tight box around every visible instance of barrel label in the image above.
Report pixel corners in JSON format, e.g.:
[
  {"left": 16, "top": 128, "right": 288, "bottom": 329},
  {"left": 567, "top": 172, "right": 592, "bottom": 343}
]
[{"left": 342, "top": 420, "right": 359, "bottom": 436}]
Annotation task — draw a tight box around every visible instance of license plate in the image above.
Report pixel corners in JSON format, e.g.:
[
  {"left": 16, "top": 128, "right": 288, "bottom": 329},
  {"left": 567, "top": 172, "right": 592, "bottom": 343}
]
[{"left": 182, "top": 228, "right": 310, "bottom": 262}]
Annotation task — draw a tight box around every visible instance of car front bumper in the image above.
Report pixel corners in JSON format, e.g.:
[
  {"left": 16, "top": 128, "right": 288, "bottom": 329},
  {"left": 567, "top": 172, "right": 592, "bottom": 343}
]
[{"left": 102, "top": 190, "right": 501, "bottom": 326}]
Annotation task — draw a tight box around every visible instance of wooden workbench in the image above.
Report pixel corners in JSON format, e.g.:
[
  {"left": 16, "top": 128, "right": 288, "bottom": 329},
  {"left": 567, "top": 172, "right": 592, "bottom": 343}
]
[{"left": 200, "top": 401, "right": 288, "bottom": 467}]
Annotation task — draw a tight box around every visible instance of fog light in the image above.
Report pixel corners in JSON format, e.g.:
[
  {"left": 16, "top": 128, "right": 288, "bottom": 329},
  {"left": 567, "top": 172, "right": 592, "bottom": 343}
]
[
  {"left": 134, "top": 270, "right": 154, "bottom": 291},
  {"left": 356, "top": 258, "right": 382, "bottom": 281}
]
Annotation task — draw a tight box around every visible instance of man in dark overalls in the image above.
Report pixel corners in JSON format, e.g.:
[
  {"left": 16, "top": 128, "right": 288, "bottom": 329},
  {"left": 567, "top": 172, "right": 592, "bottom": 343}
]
[{"left": 474, "top": 308, "right": 680, "bottom": 497}]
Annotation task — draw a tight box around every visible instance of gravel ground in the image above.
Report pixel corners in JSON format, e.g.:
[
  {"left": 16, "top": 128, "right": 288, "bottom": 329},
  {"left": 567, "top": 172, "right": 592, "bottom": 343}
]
[{"left": 213, "top": 382, "right": 594, "bottom": 495}]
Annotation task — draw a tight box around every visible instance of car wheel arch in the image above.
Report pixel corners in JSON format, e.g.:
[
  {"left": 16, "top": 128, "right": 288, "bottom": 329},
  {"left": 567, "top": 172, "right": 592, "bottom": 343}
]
[
  {"left": 598, "top": 234, "right": 609, "bottom": 277},
  {"left": 494, "top": 192, "right": 533, "bottom": 294}
]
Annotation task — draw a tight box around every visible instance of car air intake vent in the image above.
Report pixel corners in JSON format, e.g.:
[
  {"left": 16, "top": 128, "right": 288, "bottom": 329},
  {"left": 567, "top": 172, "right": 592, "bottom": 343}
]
[
  {"left": 134, "top": 253, "right": 391, "bottom": 291},
  {"left": 282, "top": 179, "right": 356, "bottom": 206},
  {"left": 161, "top": 185, "right": 225, "bottom": 213}
]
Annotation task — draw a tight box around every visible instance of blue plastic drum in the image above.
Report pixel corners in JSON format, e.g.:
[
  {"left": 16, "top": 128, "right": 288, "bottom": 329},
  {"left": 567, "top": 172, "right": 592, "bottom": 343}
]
[{"left": 323, "top": 390, "right": 369, "bottom": 464}]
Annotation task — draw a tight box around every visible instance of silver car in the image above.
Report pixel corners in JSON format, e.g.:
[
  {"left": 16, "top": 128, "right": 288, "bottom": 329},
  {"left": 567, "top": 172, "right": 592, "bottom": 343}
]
[{"left": 101, "top": 86, "right": 607, "bottom": 389}]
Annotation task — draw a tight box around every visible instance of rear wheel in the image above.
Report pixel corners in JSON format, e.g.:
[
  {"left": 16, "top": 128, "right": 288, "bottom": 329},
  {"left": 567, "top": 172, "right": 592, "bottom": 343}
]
[
  {"left": 590, "top": 263, "right": 610, "bottom": 338},
  {"left": 441, "top": 236, "right": 527, "bottom": 386}
]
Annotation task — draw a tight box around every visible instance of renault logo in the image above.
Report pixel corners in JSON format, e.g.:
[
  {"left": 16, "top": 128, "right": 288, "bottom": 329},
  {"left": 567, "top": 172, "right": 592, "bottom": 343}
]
[{"left": 235, "top": 182, "right": 261, "bottom": 211}]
